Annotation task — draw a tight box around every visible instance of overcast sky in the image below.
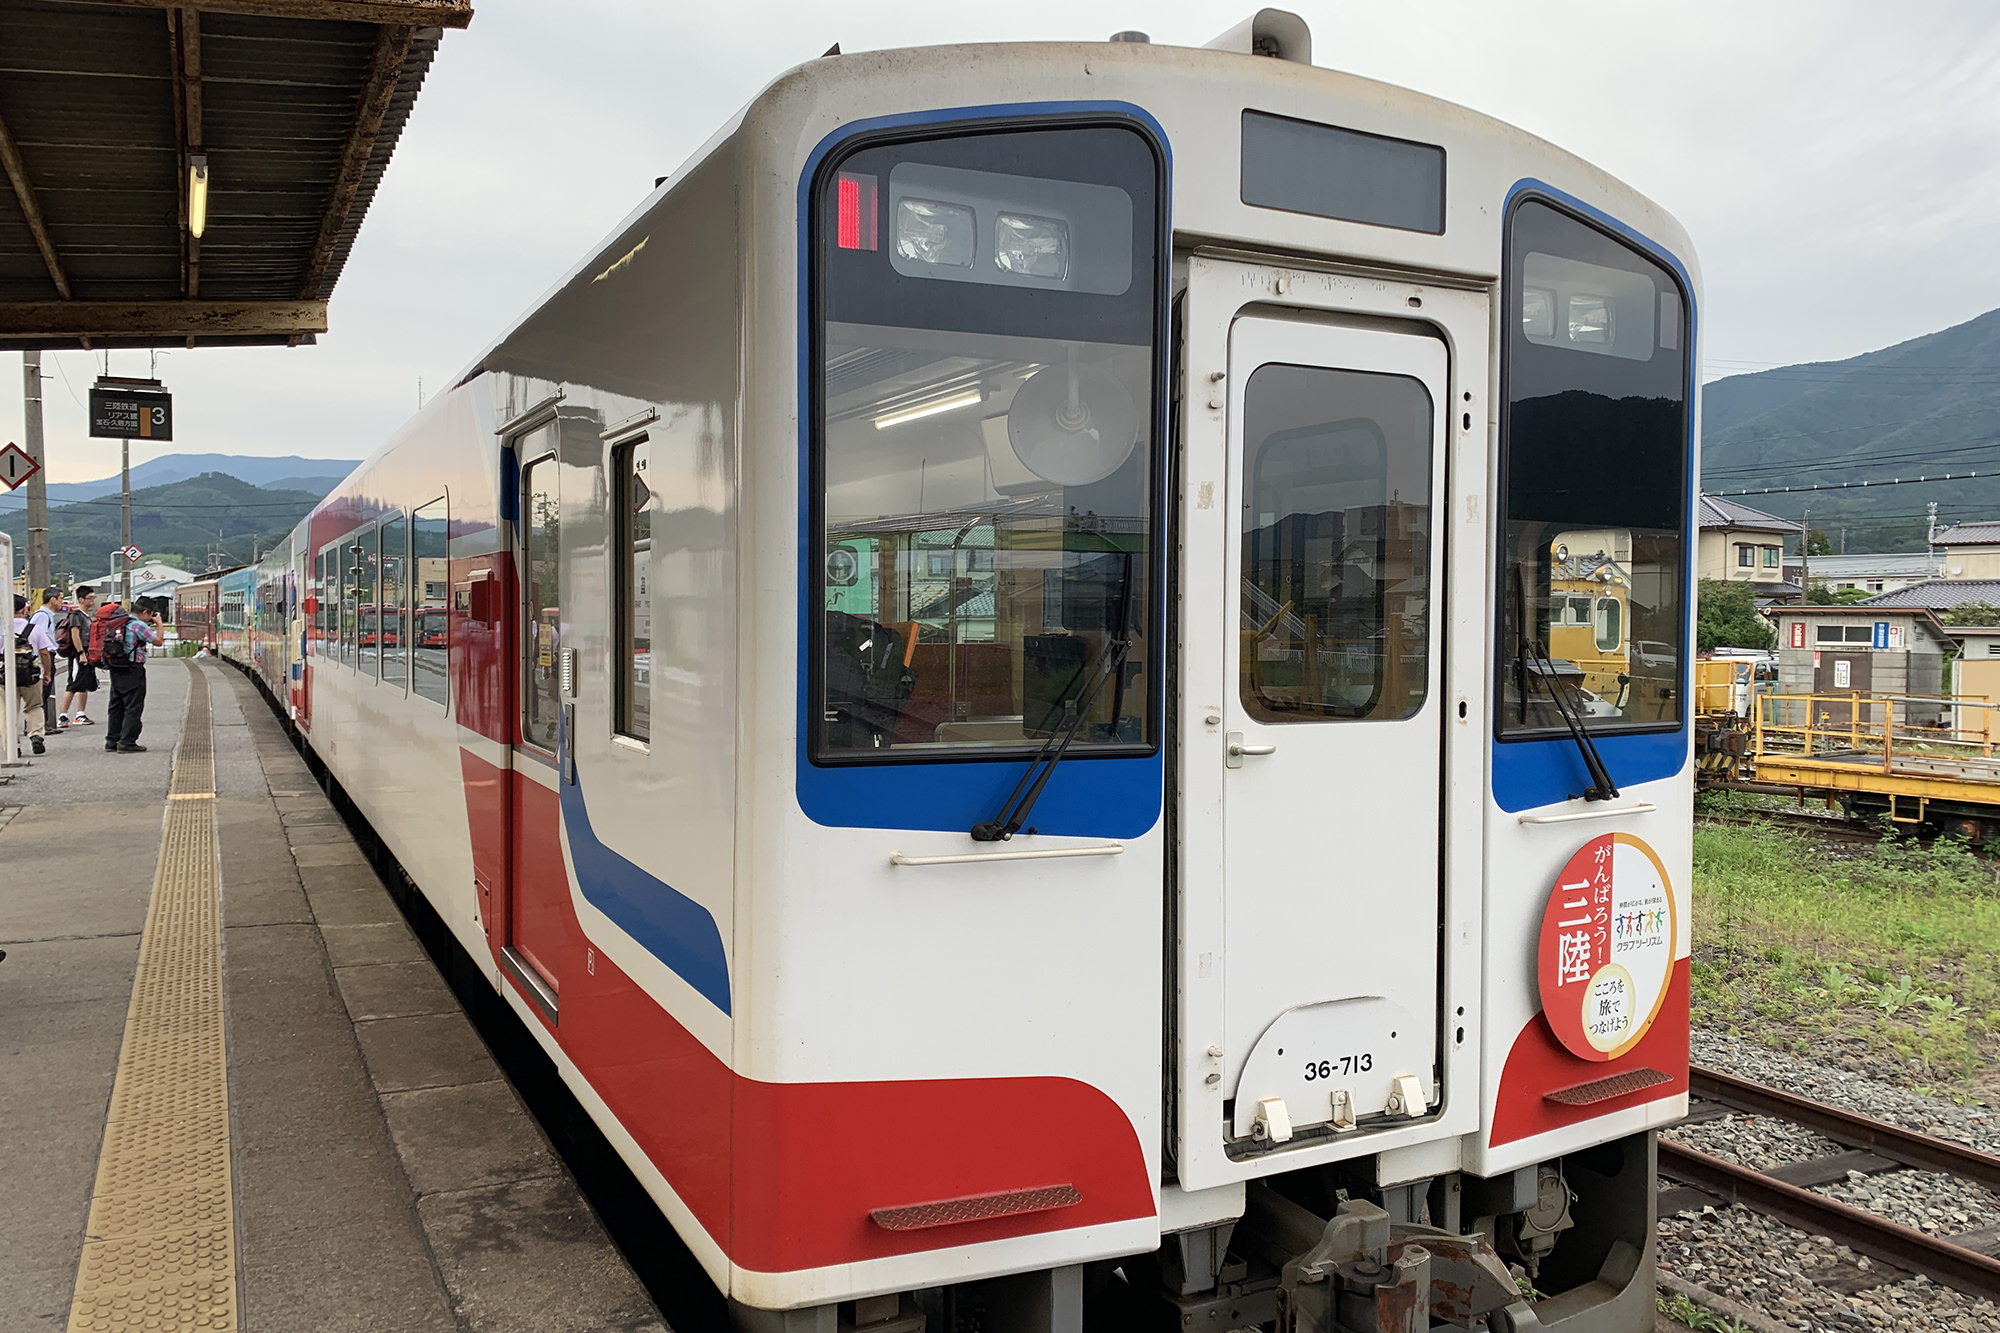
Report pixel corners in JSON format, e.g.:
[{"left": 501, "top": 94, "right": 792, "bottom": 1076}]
[{"left": 8, "top": 0, "right": 2000, "bottom": 483}]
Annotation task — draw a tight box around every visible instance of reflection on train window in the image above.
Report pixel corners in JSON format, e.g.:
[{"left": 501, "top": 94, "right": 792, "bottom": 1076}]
[
  {"left": 411, "top": 497, "right": 449, "bottom": 707},
  {"left": 812, "top": 124, "right": 1159, "bottom": 760},
  {"left": 360, "top": 525, "right": 382, "bottom": 679},
  {"left": 1238, "top": 365, "right": 1432, "bottom": 723},
  {"left": 342, "top": 536, "right": 362, "bottom": 665},
  {"left": 522, "top": 453, "right": 561, "bottom": 753},
  {"left": 613, "top": 438, "right": 652, "bottom": 742},
  {"left": 380, "top": 512, "right": 408, "bottom": 690},
  {"left": 1498, "top": 199, "right": 1688, "bottom": 736}
]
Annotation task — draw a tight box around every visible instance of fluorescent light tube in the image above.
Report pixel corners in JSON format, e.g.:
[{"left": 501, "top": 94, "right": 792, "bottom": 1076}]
[{"left": 873, "top": 390, "right": 982, "bottom": 430}]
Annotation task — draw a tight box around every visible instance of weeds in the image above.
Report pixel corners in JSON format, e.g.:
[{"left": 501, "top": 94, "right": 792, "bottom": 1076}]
[
  {"left": 1691, "top": 821, "right": 2000, "bottom": 1101},
  {"left": 1657, "top": 1292, "right": 1747, "bottom": 1332}
]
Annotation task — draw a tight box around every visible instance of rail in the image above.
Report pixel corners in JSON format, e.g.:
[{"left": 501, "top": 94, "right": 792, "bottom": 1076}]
[{"left": 1660, "top": 1064, "right": 2000, "bottom": 1303}]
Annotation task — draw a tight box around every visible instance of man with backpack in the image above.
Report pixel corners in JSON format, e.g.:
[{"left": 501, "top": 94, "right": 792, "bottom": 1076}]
[
  {"left": 58, "top": 585, "right": 100, "bottom": 728},
  {"left": 90, "top": 596, "right": 161, "bottom": 754},
  {"left": 12, "top": 594, "right": 54, "bottom": 756}
]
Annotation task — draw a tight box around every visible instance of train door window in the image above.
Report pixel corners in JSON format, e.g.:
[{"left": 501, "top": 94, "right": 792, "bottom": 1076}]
[
  {"left": 360, "top": 525, "right": 382, "bottom": 679},
  {"left": 612, "top": 437, "right": 652, "bottom": 741},
  {"left": 522, "top": 453, "right": 560, "bottom": 753},
  {"left": 381, "top": 512, "right": 408, "bottom": 690},
  {"left": 1498, "top": 198, "right": 1689, "bottom": 735},
  {"left": 1238, "top": 366, "right": 1432, "bottom": 722},
  {"left": 412, "top": 498, "right": 449, "bottom": 706}
]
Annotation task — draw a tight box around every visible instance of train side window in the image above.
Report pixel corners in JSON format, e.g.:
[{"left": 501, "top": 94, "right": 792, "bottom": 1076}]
[
  {"left": 341, "top": 537, "right": 360, "bottom": 664},
  {"left": 522, "top": 454, "right": 561, "bottom": 753},
  {"left": 411, "top": 498, "right": 449, "bottom": 707},
  {"left": 381, "top": 512, "right": 408, "bottom": 691},
  {"left": 1238, "top": 366, "right": 1432, "bottom": 723},
  {"left": 360, "top": 525, "right": 382, "bottom": 679},
  {"left": 612, "top": 437, "right": 652, "bottom": 742}
]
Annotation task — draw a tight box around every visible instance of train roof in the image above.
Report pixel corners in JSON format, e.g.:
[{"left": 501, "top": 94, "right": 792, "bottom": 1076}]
[{"left": 454, "top": 21, "right": 1699, "bottom": 395}]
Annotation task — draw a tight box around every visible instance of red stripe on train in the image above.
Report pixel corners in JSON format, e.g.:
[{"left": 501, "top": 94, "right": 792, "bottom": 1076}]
[{"left": 461, "top": 749, "right": 1154, "bottom": 1273}]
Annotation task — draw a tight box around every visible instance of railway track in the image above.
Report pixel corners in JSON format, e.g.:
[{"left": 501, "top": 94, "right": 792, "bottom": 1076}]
[
  {"left": 1659, "top": 1065, "right": 2000, "bottom": 1303},
  {"left": 1694, "top": 808, "right": 1885, "bottom": 844}
]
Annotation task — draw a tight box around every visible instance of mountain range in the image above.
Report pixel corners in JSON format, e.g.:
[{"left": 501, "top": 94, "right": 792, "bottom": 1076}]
[
  {"left": 0, "top": 471, "right": 325, "bottom": 580},
  {"left": 0, "top": 453, "right": 357, "bottom": 516},
  {"left": 1700, "top": 308, "right": 2000, "bottom": 553}
]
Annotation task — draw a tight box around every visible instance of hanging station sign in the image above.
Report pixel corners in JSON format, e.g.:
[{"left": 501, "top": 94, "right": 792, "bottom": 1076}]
[{"left": 89, "top": 379, "right": 174, "bottom": 441}]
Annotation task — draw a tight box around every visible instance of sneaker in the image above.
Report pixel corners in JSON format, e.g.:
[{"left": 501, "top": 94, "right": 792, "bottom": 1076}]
[
  {"left": 31, "top": 737, "right": 45, "bottom": 754},
  {"left": 118, "top": 744, "right": 148, "bottom": 753},
  {"left": 105, "top": 743, "right": 118, "bottom": 752},
  {"left": 74, "top": 714, "right": 94, "bottom": 725},
  {"left": 57, "top": 713, "right": 69, "bottom": 727}
]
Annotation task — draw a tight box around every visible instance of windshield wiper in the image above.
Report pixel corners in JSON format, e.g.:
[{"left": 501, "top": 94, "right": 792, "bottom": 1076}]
[
  {"left": 1514, "top": 575, "right": 1620, "bottom": 802},
  {"left": 972, "top": 552, "right": 1135, "bottom": 842}
]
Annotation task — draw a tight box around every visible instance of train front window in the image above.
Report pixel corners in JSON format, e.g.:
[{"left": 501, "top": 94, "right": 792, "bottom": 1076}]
[
  {"left": 812, "top": 124, "right": 1161, "bottom": 761},
  {"left": 1498, "top": 200, "right": 1688, "bottom": 737}
]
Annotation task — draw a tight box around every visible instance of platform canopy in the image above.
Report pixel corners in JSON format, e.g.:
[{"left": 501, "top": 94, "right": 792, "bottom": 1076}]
[{"left": 0, "top": 0, "right": 471, "bottom": 350}]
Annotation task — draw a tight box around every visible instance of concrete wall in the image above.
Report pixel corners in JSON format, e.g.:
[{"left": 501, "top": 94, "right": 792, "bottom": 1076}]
[{"left": 1940, "top": 546, "right": 2000, "bottom": 579}]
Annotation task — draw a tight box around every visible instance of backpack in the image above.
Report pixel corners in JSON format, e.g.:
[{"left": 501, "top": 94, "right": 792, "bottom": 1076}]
[
  {"left": 12, "top": 626, "right": 40, "bottom": 688},
  {"left": 90, "top": 605, "right": 134, "bottom": 668},
  {"left": 58, "top": 607, "right": 88, "bottom": 660}
]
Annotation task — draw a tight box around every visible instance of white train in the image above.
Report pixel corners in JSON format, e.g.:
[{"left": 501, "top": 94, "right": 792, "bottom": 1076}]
[{"left": 222, "top": 13, "right": 1699, "bottom": 1330}]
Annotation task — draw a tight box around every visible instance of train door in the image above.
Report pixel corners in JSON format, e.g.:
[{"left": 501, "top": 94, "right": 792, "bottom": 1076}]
[
  {"left": 1175, "top": 262, "right": 1467, "bottom": 1186},
  {"left": 503, "top": 423, "right": 569, "bottom": 1019}
]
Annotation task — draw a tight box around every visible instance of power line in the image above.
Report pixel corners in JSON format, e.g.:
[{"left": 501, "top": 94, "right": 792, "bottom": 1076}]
[{"left": 1713, "top": 470, "right": 2000, "bottom": 498}]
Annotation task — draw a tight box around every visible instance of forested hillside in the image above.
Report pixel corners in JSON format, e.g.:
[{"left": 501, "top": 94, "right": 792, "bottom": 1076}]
[
  {"left": 0, "top": 472, "right": 319, "bottom": 579},
  {"left": 1701, "top": 308, "right": 2000, "bottom": 552}
]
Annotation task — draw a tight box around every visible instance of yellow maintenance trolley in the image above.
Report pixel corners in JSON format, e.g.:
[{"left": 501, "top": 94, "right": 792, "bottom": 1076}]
[{"left": 1722, "top": 688, "right": 2000, "bottom": 844}]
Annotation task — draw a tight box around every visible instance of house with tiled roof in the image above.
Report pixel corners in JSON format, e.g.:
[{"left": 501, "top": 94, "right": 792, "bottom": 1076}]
[
  {"left": 1931, "top": 522, "right": 2000, "bottom": 579},
  {"left": 1698, "top": 494, "right": 1799, "bottom": 599},
  {"left": 1780, "top": 551, "right": 1943, "bottom": 597},
  {"left": 1855, "top": 579, "right": 2000, "bottom": 614}
]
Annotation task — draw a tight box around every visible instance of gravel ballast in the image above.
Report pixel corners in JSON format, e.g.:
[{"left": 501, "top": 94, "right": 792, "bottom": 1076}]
[{"left": 1656, "top": 1032, "right": 2000, "bottom": 1332}]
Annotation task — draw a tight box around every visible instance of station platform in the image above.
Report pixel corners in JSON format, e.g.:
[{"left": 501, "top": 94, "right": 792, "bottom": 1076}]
[{"left": 0, "top": 657, "right": 670, "bottom": 1332}]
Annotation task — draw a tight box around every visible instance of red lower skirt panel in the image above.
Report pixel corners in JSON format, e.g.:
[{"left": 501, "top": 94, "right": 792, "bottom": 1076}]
[
  {"left": 461, "top": 751, "right": 1155, "bottom": 1275},
  {"left": 1489, "top": 957, "right": 1691, "bottom": 1148}
]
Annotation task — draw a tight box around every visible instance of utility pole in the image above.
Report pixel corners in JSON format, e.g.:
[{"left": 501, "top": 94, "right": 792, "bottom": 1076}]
[
  {"left": 120, "top": 437, "right": 132, "bottom": 604},
  {"left": 1799, "top": 506, "right": 1811, "bottom": 600},
  {"left": 22, "top": 352, "right": 49, "bottom": 591}
]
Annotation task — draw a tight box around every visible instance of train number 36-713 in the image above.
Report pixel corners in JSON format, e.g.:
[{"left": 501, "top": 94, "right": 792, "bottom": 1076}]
[{"left": 1303, "top": 1053, "right": 1373, "bottom": 1081}]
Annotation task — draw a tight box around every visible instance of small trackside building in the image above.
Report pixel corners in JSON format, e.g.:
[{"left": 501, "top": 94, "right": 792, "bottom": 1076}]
[{"left": 1772, "top": 605, "right": 1952, "bottom": 724}]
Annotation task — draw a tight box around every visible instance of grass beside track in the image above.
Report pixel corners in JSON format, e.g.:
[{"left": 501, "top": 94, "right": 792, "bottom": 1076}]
[{"left": 1691, "top": 806, "right": 2000, "bottom": 1104}]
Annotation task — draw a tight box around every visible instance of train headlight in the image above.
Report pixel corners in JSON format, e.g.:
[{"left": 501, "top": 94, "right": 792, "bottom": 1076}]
[
  {"left": 894, "top": 198, "right": 975, "bottom": 268},
  {"left": 993, "top": 212, "right": 1069, "bottom": 280}
]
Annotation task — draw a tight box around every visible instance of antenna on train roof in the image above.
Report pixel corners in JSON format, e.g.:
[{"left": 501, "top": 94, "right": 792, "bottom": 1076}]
[{"left": 1109, "top": 31, "right": 1149, "bottom": 43}]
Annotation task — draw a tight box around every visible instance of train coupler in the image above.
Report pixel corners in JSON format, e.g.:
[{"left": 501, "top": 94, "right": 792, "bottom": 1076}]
[{"left": 1274, "top": 1197, "right": 1517, "bottom": 1333}]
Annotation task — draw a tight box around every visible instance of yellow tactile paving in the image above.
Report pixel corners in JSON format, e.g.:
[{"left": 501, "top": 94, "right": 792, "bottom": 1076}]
[{"left": 67, "top": 664, "right": 238, "bottom": 1332}]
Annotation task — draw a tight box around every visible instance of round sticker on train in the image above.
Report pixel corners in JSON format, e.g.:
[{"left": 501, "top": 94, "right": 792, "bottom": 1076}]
[{"left": 1536, "top": 832, "right": 1675, "bottom": 1061}]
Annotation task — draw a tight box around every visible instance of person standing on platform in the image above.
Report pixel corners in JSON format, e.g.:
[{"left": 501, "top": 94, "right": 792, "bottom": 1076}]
[
  {"left": 93, "top": 597, "right": 160, "bottom": 754},
  {"left": 59, "top": 585, "right": 100, "bottom": 728},
  {"left": 12, "top": 594, "right": 55, "bottom": 756},
  {"left": 31, "top": 589, "right": 62, "bottom": 735}
]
